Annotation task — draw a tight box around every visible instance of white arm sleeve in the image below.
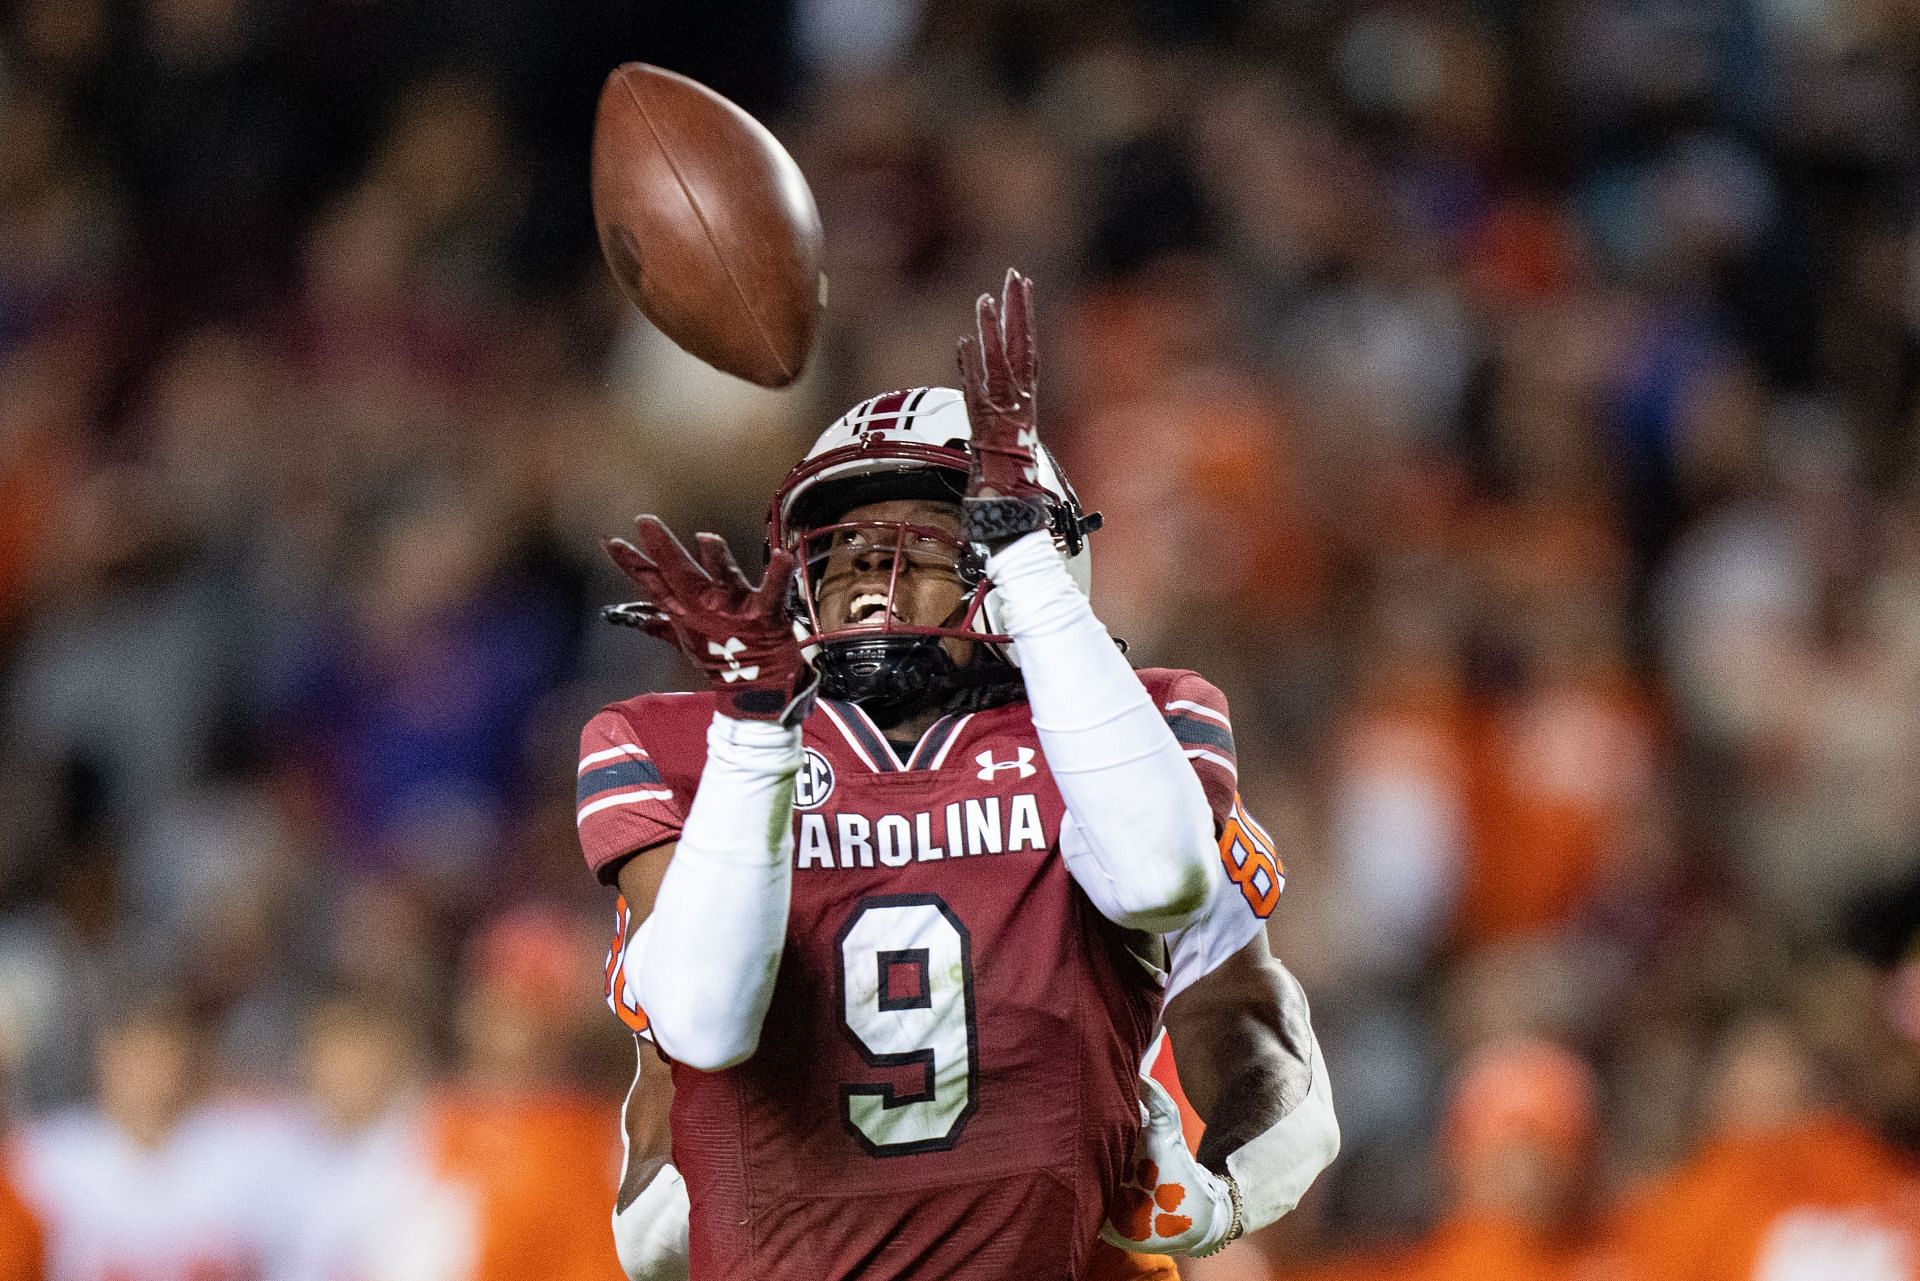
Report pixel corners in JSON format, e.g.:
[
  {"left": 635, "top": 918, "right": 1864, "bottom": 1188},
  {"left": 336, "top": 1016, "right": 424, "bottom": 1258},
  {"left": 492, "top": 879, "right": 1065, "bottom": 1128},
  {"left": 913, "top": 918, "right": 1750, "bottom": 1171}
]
[
  {"left": 612, "top": 1164, "right": 690, "bottom": 1281},
  {"left": 987, "top": 530, "right": 1218, "bottom": 932},
  {"left": 628, "top": 713, "right": 799, "bottom": 1071},
  {"left": 1225, "top": 986, "right": 1341, "bottom": 1232}
]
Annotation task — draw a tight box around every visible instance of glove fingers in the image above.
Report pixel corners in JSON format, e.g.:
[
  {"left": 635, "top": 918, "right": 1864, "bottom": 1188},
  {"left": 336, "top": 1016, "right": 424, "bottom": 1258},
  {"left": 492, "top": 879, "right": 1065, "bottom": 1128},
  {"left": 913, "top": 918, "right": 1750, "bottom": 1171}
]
[
  {"left": 1001, "top": 269, "right": 1037, "bottom": 394},
  {"left": 975, "top": 290, "right": 1016, "bottom": 406},
  {"left": 694, "top": 532, "right": 752, "bottom": 596},
  {"left": 633, "top": 515, "right": 709, "bottom": 602},
  {"left": 956, "top": 335, "right": 992, "bottom": 423},
  {"left": 614, "top": 604, "right": 681, "bottom": 644},
  {"left": 604, "top": 536, "right": 664, "bottom": 592},
  {"left": 753, "top": 548, "right": 798, "bottom": 615},
  {"left": 1139, "top": 1074, "right": 1184, "bottom": 1128}
]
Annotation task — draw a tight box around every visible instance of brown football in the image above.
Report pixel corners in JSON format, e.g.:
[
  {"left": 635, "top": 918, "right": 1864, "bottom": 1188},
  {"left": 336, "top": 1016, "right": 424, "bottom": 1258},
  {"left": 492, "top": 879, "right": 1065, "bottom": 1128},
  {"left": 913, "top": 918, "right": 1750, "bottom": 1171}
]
[{"left": 591, "top": 63, "right": 824, "bottom": 388}]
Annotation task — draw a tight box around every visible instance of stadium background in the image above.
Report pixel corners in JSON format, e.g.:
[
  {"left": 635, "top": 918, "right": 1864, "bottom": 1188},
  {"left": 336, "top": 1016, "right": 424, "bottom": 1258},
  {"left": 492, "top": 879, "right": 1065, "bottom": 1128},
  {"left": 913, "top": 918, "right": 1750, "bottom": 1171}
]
[{"left": 4, "top": 0, "right": 1920, "bottom": 1277}]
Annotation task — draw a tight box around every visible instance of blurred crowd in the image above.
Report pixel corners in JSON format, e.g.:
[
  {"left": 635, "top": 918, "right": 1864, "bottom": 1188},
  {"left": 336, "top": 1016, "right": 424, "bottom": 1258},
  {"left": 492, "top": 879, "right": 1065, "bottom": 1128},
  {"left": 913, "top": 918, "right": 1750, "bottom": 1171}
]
[{"left": 5, "top": 0, "right": 1920, "bottom": 1278}]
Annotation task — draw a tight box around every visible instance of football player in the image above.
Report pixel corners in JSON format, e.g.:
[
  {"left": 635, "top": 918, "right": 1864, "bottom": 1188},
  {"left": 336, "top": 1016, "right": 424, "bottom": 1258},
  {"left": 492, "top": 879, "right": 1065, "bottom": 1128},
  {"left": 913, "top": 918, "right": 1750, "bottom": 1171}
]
[
  {"left": 577, "top": 272, "right": 1336, "bottom": 1280},
  {"left": 601, "top": 875, "right": 1339, "bottom": 1281}
]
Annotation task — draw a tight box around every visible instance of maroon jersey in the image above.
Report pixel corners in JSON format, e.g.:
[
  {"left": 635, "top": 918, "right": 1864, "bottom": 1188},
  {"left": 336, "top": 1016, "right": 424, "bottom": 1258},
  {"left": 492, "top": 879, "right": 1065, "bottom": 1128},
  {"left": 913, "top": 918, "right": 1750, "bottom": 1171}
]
[{"left": 577, "top": 670, "right": 1242, "bottom": 1281}]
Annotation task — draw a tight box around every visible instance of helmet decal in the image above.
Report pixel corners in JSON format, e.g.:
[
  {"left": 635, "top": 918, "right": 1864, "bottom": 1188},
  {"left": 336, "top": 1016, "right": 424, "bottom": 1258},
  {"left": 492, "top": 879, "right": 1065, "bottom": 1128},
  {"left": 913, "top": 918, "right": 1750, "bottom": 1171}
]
[{"left": 843, "top": 388, "right": 936, "bottom": 442}]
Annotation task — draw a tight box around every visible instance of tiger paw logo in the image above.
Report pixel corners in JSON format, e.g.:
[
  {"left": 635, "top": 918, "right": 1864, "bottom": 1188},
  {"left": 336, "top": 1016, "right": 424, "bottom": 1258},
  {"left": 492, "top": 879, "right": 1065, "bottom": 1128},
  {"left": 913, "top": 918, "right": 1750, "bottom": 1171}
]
[{"left": 1110, "top": 1159, "right": 1192, "bottom": 1243}]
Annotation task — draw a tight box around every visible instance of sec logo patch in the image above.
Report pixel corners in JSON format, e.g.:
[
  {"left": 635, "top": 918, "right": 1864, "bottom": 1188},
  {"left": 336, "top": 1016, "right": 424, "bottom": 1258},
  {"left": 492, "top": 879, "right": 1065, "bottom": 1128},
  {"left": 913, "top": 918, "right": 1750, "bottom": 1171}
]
[{"left": 796, "top": 747, "right": 836, "bottom": 809}]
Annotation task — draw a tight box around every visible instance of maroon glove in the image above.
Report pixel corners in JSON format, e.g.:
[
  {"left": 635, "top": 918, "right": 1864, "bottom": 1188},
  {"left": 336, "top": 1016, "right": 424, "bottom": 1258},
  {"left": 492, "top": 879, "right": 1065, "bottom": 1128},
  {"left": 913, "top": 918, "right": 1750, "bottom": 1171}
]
[
  {"left": 603, "top": 516, "right": 816, "bottom": 725},
  {"left": 957, "top": 268, "right": 1052, "bottom": 547}
]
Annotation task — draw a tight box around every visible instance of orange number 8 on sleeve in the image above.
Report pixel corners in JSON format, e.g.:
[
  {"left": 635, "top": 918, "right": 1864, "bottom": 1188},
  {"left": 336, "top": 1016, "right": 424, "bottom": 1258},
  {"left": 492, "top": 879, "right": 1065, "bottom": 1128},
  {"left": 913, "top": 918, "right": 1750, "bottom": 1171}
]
[
  {"left": 1218, "top": 796, "right": 1284, "bottom": 918},
  {"left": 605, "top": 897, "right": 653, "bottom": 1035}
]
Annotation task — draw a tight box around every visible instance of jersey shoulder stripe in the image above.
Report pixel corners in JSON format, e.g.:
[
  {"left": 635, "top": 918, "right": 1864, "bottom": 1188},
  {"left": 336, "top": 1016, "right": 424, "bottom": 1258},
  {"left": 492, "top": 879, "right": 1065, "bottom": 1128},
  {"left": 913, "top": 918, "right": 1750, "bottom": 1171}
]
[
  {"left": 1164, "top": 713, "right": 1235, "bottom": 758},
  {"left": 576, "top": 698, "right": 702, "bottom": 881},
  {"left": 1135, "top": 668, "right": 1234, "bottom": 730},
  {"left": 1163, "top": 698, "right": 1230, "bottom": 726},
  {"left": 577, "top": 757, "right": 665, "bottom": 804},
  {"left": 1134, "top": 668, "right": 1240, "bottom": 821},
  {"left": 580, "top": 742, "right": 650, "bottom": 771},
  {"left": 578, "top": 788, "right": 676, "bottom": 826}
]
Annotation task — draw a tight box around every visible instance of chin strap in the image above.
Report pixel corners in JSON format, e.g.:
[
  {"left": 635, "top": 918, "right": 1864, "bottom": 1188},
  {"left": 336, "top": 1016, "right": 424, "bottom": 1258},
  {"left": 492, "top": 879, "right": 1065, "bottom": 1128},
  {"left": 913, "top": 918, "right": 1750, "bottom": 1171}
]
[{"left": 816, "top": 634, "right": 1023, "bottom": 712}]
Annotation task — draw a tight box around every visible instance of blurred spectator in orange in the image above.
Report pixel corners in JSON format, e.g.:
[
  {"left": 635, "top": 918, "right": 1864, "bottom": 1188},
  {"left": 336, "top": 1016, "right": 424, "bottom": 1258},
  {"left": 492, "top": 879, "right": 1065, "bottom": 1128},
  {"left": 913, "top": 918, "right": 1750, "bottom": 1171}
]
[
  {"left": 0, "top": 1169, "right": 44, "bottom": 1281},
  {"left": 421, "top": 908, "right": 624, "bottom": 1281},
  {"left": 0, "top": 1068, "right": 47, "bottom": 1281},
  {"left": 290, "top": 912, "right": 623, "bottom": 1281},
  {"left": 1607, "top": 1015, "right": 1920, "bottom": 1281},
  {"left": 0, "top": 334, "right": 88, "bottom": 635},
  {"left": 11, "top": 998, "right": 311, "bottom": 1281},
  {"left": 1455, "top": 592, "right": 1668, "bottom": 949},
  {"left": 1296, "top": 1038, "right": 1606, "bottom": 1281},
  {"left": 1062, "top": 272, "right": 1326, "bottom": 659},
  {"left": 1448, "top": 301, "right": 1671, "bottom": 950}
]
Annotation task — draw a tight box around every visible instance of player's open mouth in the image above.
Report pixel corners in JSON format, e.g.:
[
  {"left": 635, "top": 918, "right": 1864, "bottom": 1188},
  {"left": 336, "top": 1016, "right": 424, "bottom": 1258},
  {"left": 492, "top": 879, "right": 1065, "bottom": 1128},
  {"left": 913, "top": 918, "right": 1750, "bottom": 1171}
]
[{"left": 846, "top": 592, "right": 898, "bottom": 628}]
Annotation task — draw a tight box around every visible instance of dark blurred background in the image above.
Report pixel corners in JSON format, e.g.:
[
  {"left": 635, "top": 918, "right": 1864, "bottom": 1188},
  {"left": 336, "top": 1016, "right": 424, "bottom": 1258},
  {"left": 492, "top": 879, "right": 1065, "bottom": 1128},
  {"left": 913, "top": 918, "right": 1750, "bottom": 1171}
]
[{"left": 4, "top": 1, "right": 1920, "bottom": 1279}]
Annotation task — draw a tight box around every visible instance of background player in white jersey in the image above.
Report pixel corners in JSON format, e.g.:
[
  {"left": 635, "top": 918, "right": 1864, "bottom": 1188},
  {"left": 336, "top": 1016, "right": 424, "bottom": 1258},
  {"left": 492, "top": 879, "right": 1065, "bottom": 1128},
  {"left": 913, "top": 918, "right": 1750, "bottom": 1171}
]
[
  {"left": 11, "top": 1000, "right": 313, "bottom": 1281},
  {"left": 581, "top": 272, "right": 1337, "bottom": 1279}
]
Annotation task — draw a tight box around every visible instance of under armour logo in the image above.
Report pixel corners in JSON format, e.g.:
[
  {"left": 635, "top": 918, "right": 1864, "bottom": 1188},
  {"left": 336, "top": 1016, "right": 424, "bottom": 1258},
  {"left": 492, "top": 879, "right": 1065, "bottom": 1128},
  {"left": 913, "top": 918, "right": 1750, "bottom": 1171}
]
[
  {"left": 975, "top": 747, "right": 1037, "bottom": 781},
  {"left": 709, "top": 637, "right": 759, "bottom": 682}
]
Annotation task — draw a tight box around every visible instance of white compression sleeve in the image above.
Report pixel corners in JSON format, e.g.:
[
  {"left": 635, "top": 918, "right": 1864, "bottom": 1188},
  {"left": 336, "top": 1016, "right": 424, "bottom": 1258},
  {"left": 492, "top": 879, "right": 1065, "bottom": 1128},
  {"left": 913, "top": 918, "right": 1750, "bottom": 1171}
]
[
  {"left": 628, "top": 713, "right": 800, "bottom": 1071},
  {"left": 1226, "top": 990, "right": 1341, "bottom": 1232},
  {"left": 611, "top": 1164, "right": 690, "bottom": 1281},
  {"left": 986, "top": 530, "right": 1219, "bottom": 932}
]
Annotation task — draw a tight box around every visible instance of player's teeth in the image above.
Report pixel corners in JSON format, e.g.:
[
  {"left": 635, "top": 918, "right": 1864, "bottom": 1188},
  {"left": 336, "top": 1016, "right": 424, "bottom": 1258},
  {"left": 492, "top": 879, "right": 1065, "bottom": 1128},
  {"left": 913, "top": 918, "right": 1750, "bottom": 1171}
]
[{"left": 851, "top": 593, "right": 887, "bottom": 621}]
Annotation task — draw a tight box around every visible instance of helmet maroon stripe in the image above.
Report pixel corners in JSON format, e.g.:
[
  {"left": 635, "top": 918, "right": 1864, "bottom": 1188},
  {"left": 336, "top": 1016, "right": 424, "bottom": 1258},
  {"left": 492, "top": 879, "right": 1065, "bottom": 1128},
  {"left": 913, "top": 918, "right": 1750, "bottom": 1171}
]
[{"left": 856, "top": 389, "right": 911, "bottom": 435}]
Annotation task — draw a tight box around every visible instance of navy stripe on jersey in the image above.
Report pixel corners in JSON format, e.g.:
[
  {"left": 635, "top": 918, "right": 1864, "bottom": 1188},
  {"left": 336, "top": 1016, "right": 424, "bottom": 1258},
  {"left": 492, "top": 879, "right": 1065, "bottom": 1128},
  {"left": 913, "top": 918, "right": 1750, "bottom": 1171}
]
[
  {"left": 908, "top": 715, "right": 961, "bottom": 770},
  {"left": 1166, "top": 713, "right": 1236, "bottom": 758},
  {"left": 824, "top": 699, "right": 902, "bottom": 771},
  {"left": 578, "top": 759, "right": 664, "bottom": 804}
]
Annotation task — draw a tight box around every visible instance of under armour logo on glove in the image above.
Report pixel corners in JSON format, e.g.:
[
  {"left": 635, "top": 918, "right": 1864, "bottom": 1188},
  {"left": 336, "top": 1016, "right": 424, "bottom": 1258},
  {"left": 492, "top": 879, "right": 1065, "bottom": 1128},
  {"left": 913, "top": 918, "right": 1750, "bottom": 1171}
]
[
  {"left": 709, "top": 637, "right": 760, "bottom": 682},
  {"left": 603, "top": 516, "right": 816, "bottom": 726},
  {"left": 975, "top": 747, "right": 1037, "bottom": 781}
]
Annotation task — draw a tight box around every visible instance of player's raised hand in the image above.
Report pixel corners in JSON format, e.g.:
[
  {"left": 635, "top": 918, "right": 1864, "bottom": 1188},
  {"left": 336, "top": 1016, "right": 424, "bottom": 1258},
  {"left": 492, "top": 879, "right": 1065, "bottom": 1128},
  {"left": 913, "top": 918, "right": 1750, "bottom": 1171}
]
[
  {"left": 1101, "top": 1075, "right": 1242, "bottom": 1258},
  {"left": 957, "top": 268, "right": 1051, "bottom": 547},
  {"left": 603, "top": 516, "right": 816, "bottom": 725}
]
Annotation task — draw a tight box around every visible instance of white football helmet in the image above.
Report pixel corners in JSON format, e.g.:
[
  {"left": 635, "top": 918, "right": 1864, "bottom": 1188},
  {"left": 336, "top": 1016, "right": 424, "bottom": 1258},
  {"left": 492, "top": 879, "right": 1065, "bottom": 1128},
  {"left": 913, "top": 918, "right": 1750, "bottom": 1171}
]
[{"left": 768, "top": 386, "right": 1097, "bottom": 698}]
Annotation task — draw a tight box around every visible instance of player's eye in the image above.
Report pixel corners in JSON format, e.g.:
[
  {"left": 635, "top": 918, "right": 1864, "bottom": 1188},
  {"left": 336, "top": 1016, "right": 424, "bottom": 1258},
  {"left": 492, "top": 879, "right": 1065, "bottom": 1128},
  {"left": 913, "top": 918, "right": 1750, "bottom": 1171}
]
[
  {"left": 802, "top": 523, "right": 968, "bottom": 586},
  {"left": 902, "top": 536, "right": 958, "bottom": 568}
]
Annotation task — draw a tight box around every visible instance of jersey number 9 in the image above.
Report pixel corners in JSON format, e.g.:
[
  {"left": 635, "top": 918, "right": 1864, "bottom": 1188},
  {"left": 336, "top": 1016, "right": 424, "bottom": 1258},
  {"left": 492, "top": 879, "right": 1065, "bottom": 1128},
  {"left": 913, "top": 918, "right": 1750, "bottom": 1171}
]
[{"left": 837, "top": 895, "right": 980, "bottom": 1156}]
